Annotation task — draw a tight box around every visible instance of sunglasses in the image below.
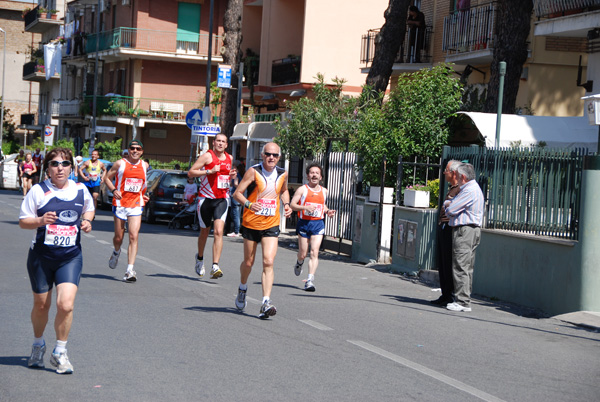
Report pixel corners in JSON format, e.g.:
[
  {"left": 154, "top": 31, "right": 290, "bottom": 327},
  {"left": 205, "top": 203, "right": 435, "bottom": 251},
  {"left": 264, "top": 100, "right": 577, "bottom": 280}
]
[
  {"left": 264, "top": 152, "right": 279, "bottom": 158},
  {"left": 129, "top": 146, "right": 143, "bottom": 151},
  {"left": 48, "top": 160, "right": 72, "bottom": 168}
]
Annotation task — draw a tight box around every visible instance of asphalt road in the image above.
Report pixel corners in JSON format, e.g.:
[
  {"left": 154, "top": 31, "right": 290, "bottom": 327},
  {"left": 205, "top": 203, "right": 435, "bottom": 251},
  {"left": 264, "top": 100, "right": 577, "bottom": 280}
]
[{"left": 0, "top": 189, "right": 599, "bottom": 402}]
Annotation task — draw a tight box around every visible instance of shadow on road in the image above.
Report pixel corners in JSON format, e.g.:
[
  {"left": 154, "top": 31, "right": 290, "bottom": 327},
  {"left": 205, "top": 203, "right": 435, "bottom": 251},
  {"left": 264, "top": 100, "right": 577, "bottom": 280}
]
[
  {"left": 184, "top": 306, "right": 240, "bottom": 315},
  {"left": 147, "top": 273, "right": 200, "bottom": 282},
  {"left": 81, "top": 273, "right": 122, "bottom": 282},
  {"left": 0, "top": 356, "right": 28, "bottom": 368}
]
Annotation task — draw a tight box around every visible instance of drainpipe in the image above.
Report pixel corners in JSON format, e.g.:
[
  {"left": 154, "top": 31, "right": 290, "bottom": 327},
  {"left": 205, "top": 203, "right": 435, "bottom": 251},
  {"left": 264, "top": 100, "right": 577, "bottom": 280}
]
[
  {"left": 494, "top": 61, "right": 506, "bottom": 148},
  {"left": 90, "top": 0, "right": 101, "bottom": 155}
]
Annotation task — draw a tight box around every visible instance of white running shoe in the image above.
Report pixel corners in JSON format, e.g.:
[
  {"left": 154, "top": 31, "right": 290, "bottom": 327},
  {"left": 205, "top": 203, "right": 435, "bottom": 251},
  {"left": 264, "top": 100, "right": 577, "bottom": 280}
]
[
  {"left": 294, "top": 260, "right": 304, "bottom": 276},
  {"left": 210, "top": 264, "right": 223, "bottom": 279},
  {"left": 50, "top": 350, "right": 73, "bottom": 374},
  {"left": 28, "top": 343, "right": 46, "bottom": 368},
  {"left": 109, "top": 249, "right": 120, "bottom": 269},
  {"left": 123, "top": 270, "right": 137, "bottom": 282},
  {"left": 258, "top": 299, "right": 277, "bottom": 319},
  {"left": 304, "top": 280, "right": 315, "bottom": 292},
  {"left": 195, "top": 254, "right": 205, "bottom": 277},
  {"left": 446, "top": 302, "right": 471, "bottom": 312},
  {"left": 235, "top": 287, "right": 247, "bottom": 311}
]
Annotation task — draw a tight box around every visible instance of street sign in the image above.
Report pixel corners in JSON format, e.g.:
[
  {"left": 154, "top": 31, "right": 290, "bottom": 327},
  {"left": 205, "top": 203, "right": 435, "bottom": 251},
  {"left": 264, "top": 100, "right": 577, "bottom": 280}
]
[
  {"left": 43, "top": 125, "right": 55, "bottom": 146},
  {"left": 217, "top": 64, "right": 232, "bottom": 88},
  {"left": 192, "top": 124, "right": 221, "bottom": 136},
  {"left": 186, "top": 109, "right": 203, "bottom": 128},
  {"left": 96, "top": 126, "right": 116, "bottom": 134}
]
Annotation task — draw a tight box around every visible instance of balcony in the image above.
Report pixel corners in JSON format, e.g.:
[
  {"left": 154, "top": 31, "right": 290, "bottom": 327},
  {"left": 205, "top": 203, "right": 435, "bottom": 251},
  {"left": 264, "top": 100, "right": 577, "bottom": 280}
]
[
  {"left": 24, "top": 6, "right": 62, "bottom": 34},
  {"left": 534, "top": 0, "right": 600, "bottom": 19},
  {"left": 23, "top": 61, "right": 60, "bottom": 82},
  {"left": 85, "top": 27, "right": 224, "bottom": 64},
  {"left": 442, "top": 2, "right": 497, "bottom": 65},
  {"left": 271, "top": 57, "right": 301, "bottom": 86},
  {"left": 52, "top": 100, "right": 84, "bottom": 119},
  {"left": 82, "top": 95, "right": 200, "bottom": 125},
  {"left": 360, "top": 26, "right": 433, "bottom": 74}
]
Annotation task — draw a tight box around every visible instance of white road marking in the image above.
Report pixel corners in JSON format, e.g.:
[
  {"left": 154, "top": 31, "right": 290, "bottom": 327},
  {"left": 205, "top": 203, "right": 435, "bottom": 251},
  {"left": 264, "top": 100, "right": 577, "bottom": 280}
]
[
  {"left": 82, "top": 233, "right": 95, "bottom": 238},
  {"left": 348, "top": 340, "right": 506, "bottom": 402},
  {"left": 298, "top": 319, "right": 333, "bottom": 331},
  {"left": 96, "top": 239, "right": 111, "bottom": 245}
]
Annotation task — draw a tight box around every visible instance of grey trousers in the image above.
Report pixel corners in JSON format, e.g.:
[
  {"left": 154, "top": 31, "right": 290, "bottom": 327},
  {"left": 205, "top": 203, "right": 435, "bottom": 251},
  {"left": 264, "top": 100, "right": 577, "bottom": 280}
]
[{"left": 451, "top": 225, "right": 481, "bottom": 308}]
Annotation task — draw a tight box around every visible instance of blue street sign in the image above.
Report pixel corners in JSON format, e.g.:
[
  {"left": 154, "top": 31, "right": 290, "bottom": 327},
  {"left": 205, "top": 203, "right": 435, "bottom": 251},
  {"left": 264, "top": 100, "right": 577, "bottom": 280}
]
[
  {"left": 185, "top": 109, "right": 203, "bottom": 128},
  {"left": 192, "top": 124, "right": 221, "bottom": 136},
  {"left": 217, "top": 65, "right": 232, "bottom": 88}
]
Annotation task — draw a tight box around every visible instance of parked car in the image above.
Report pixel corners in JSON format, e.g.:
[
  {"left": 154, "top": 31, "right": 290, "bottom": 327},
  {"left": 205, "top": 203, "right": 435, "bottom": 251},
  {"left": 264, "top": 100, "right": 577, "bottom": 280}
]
[
  {"left": 97, "top": 162, "right": 113, "bottom": 210},
  {"left": 143, "top": 169, "right": 188, "bottom": 223}
]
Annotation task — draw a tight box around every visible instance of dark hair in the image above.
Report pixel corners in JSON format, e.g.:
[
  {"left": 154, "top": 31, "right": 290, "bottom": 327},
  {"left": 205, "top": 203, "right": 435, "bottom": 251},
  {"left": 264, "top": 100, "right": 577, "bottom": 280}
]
[
  {"left": 305, "top": 162, "right": 323, "bottom": 177},
  {"left": 409, "top": 5, "right": 419, "bottom": 12},
  {"left": 43, "top": 147, "right": 73, "bottom": 173}
]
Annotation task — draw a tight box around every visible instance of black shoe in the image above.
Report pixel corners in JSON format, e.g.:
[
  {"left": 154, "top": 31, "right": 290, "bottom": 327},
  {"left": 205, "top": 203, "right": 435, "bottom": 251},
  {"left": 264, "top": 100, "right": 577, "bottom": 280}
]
[{"left": 430, "top": 297, "right": 452, "bottom": 306}]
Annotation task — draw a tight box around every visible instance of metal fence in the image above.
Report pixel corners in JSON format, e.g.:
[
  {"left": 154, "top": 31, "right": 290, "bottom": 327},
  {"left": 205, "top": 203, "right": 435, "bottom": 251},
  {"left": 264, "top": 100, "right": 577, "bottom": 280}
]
[
  {"left": 396, "top": 155, "right": 443, "bottom": 206},
  {"left": 445, "top": 146, "right": 585, "bottom": 240},
  {"left": 533, "top": 0, "right": 600, "bottom": 18},
  {"left": 442, "top": 2, "right": 497, "bottom": 56},
  {"left": 360, "top": 26, "right": 434, "bottom": 66}
]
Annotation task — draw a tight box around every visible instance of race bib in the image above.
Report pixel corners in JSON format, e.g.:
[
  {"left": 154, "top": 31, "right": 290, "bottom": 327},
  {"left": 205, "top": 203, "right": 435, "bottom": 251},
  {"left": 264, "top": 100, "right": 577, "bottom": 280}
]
[
  {"left": 89, "top": 173, "right": 98, "bottom": 181},
  {"left": 256, "top": 198, "right": 277, "bottom": 216},
  {"left": 124, "top": 178, "right": 143, "bottom": 192},
  {"left": 217, "top": 175, "right": 230, "bottom": 189},
  {"left": 304, "top": 202, "right": 324, "bottom": 218},
  {"left": 44, "top": 225, "right": 78, "bottom": 247}
]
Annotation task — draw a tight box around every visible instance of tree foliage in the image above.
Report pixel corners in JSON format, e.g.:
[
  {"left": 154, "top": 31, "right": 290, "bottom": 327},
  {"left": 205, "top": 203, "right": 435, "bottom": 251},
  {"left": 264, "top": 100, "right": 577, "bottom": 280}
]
[
  {"left": 274, "top": 74, "right": 359, "bottom": 159},
  {"left": 219, "top": 0, "right": 243, "bottom": 137}
]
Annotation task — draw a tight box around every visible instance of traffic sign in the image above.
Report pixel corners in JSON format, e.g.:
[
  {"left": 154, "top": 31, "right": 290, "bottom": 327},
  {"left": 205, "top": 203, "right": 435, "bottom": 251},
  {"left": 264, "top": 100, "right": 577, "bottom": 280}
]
[
  {"left": 217, "top": 64, "right": 232, "bottom": 88},
  {"left": 43, "top": 125, "right": 55, "bottom": 146},
  {"left": 96, "top": 126, "right": 116, "bottom": 134},
  {"left": 186, "top": 109, "right": 203, "bottom": 128},
  {"left": 192, "top": 124, "right": 221, "bottom": 136}
]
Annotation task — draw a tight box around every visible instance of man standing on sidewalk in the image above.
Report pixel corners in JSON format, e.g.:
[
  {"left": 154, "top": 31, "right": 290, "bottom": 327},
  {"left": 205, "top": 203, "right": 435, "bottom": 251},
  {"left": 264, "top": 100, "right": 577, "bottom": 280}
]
[
  {"left": 103, "top": 140, "right": 149, "bottom": 282},
  {"left": 444, "top": 163, "right": 484, "bottom": 312},
  {"left": 431, "top": 160, "right": 460, "bottom": 306},
  {"left": 232, "top": 142, "right": 292, "bottom": 319},
  {"left": 290, "top": 163, "right": 335, "bottom": 292},
  {"left": 188, "top": 134, "right": 235, "bottom": 279}
]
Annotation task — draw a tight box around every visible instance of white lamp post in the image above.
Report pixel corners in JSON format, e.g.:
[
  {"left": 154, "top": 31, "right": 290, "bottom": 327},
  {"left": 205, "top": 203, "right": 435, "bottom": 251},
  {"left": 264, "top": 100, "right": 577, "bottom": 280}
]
[{"left": 0, "top": 28, "right": 5, "bottom": 156}]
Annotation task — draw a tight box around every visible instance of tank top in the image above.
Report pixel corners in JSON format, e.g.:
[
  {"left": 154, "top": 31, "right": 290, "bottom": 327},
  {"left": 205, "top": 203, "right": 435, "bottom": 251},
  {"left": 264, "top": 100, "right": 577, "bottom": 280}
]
[
  {"left": 198, "top": 150, "right": 232, "bottom": 199},
  {"left": 113, "top": 158, "right": 147, "bottom": 208},
  {"left": 85, "top": 160, "right": 103, "bottom": 186},
  {"left": 34, "top": 181, "right": 85, "bottom": 261},
  {"left": 22, "top": 161, "right": 35, "bottom": 173},
  {"left": 32, "top": 153, "right": 43, "bottom": 167},
  {"left": 298, "top": 184, "right": 326, "bottom": 220},
  {"left": 242, "top": 163, "right": 287, "bottom": 230}
]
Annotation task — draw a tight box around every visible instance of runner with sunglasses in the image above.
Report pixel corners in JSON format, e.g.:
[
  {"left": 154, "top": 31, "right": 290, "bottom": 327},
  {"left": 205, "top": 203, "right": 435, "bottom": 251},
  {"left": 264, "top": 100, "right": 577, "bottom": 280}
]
[
  {"left": 233, "top": 142, "right": 292, "bottom": 319},
  {"left": 103, "top": 140, "right": 149, "bottom": 282},
  {"left": 19, "top": 147, "right": 95, "bottom": 374}
]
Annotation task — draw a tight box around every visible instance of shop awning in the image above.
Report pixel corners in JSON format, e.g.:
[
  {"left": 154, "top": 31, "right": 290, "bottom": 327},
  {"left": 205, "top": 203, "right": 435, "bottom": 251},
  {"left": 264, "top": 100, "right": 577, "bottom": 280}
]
[{"left": 230, "top": 122, "right": 279, "bottom": 142}]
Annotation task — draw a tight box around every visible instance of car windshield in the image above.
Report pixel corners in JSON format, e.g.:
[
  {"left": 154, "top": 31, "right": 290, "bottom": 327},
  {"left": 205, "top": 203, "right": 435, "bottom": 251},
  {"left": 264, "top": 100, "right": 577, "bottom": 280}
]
[{"left": 162, "top": 173, "right": 188, "bottom": 189}]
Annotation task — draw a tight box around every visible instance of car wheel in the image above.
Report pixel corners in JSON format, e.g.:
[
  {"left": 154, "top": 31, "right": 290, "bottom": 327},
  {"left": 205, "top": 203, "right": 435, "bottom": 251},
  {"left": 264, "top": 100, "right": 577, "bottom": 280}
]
[
  {"left": 146, "top": 205, "right": 156, "bottom": 224},
  {"left": 174, "top": 220, "right": 182, "bottom": 230}
]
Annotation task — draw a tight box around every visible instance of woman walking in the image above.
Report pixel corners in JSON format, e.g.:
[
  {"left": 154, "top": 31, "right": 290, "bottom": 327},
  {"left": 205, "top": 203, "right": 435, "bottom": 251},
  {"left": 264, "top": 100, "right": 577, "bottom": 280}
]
[{"left": 20, "top": 152, "right": 37, "bottom": 197}]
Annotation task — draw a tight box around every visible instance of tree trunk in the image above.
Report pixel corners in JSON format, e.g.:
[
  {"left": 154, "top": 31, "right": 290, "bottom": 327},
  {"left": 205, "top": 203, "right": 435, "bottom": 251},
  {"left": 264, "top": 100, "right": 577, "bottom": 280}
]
[
  {"left": 219, "top": 0, "right": 244, "bottom": 138},
  {"left": 364, "top": 0, "right": 411, "bottom": 96},
  {"left": 484, "top": 0, "right": 533, "bottom": 114}
]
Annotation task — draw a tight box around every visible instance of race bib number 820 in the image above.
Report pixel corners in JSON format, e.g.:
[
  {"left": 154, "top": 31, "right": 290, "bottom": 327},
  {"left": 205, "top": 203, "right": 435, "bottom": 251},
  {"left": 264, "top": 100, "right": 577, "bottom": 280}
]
[{"left": 44, "top": 225, "right": 78, "bottom": 247}]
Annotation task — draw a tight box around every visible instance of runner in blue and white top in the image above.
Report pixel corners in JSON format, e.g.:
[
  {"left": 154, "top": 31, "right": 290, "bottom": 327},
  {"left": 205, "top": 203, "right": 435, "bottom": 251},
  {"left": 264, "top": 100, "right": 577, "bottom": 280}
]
[{"left": 19, "top": 147, "right": 95, "bottom": 375}]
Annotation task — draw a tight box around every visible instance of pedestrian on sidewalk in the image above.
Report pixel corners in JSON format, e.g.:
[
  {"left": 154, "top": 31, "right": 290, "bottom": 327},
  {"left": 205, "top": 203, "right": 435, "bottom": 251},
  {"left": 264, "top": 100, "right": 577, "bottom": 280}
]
[
  {"left": 19, "top": 147, "right": 95, "bottom": 374},
  {"left": 444, "top": 162, "right": 484, "bottom": 312},
  {"left": 103, "top": 140, "right": 149, "bottom": 282},
  {"left": 290, "top": 163, "right": 335, "bottom": 292},
  {"left": 233, "top": 142, "right": 292, "bottom": 319},
  {"left": 227, "top": 160, "right": 244, "bottom": 237},
  {"left": 431, "top": 159, "right": 461, "bottom": 306},
  {"left": 188, "top": 134, "right": 236, "bottom": 279}
]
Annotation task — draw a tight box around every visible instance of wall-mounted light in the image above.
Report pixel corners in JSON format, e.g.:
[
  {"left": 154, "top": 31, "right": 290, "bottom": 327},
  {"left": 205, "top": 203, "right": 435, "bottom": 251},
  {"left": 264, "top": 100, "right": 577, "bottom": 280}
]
[{"left": 289, "top": 89, "right": 306, "bottom": 97}]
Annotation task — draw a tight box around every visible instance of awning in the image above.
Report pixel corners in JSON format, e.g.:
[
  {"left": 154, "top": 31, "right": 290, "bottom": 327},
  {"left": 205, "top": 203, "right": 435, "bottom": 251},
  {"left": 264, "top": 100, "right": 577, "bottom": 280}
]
[
  {"left": 230, "top": 122, "right": 279, "bottom": 142},
  {"left": 230, "top": 123, "right": 250, "bottom": 141},
  {"left": 456, "top": 112, "right": 598, "bottom": 152}
]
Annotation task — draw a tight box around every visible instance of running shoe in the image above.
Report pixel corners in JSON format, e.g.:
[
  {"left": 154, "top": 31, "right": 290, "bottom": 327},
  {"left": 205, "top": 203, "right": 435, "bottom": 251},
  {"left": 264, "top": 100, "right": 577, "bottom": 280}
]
[
  {"left": 210, "top": 264, "right": 223, "bottom": 279},
  {"left": 446, "top": 302, "right": 471, "bottom": 312},
  {"left": 258, "top": 299, "right": 277, "bottom": 319},
  {"left": 123, "top": 270, "right": 137, "bottom": 282},
  {"left": 28, "top": 343, "right": 46, "bottom": 368},
  {"left": 50, "top": 350, "right": 73, "bottom": 374},
  {"left": 294, "top": 260, "right": 304, "bottom": 276},
  {"left": 195, "top": 254, "right": 205, "bottom": 277},
  {"left": 109, "top": 249, "right": 120, "bottom": 269},
  {"left": 227, "top": 232, "right": 240, "bottom": 237},
  {"left": 304, "top": 280, "right": 315, "bottom": 292},
  {"left": 235, "top": 287, "right": 247, "bottom": 311}
]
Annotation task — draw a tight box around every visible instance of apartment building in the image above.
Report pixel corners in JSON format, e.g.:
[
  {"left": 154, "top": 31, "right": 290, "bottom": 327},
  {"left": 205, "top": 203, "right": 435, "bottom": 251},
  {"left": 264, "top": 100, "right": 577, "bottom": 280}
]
[
  {"left": 53, "top": 0, "right": 225, "bottom": 160},
  {"left": 1, "top": 0, "right": 41, "bottom": 146},
  {"left": 359, "top": 0, "right": 597, "bottom": 117}
]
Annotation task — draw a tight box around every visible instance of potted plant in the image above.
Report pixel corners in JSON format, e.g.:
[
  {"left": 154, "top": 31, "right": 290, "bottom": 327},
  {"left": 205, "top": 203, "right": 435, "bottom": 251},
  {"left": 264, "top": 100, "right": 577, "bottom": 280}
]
[
  {"left": 49, "top": 9, "right": 58, "bottom": 20},
  {"left": 37, "top": 7, "right": 47, "bottom": 17},
  {"left": 404, "top": 184, "right": 430, "bottom": 208}
]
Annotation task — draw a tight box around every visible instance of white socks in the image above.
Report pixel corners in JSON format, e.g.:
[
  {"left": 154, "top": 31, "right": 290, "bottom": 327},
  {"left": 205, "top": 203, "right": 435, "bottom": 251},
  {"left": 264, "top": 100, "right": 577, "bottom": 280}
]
[
  {"left": 54, "top": 340, "right": 67, "bottom": 354},
  {"left": 127, "top": 264, "right": 134, "bottom": 272}
]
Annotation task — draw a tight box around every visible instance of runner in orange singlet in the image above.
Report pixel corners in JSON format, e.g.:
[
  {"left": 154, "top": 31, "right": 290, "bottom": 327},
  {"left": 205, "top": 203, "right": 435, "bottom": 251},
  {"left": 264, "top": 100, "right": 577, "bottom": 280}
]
[
  {"left": 188, "top": 134, "right": 236, "bottom": 279},
  {"left": 290, "top": 163, "right": 336, "bottom": 292},
  {"left": 233, "top": 142, "right": 292, "bottom": 319},
  {"left": 103, "top": 140, "right": 149, "bottom": 282}
]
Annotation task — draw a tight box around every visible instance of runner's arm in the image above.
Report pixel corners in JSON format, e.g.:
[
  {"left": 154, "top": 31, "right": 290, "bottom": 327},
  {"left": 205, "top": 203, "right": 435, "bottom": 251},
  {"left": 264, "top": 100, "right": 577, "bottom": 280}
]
[
  {"left": 188, "top": 153, "right": 215, "bottom": 178},
  {"left": 280, "top": 175, "right": 292, "bottom": 218},
  {"left": 233, "top": 167, "right": 261, "bottom": 213},
  {"left": 104, "top": 160, "right": 122, "bottom": 199},
  {"left": 290, "top": 186, "right": 307, "bottom": 212}
]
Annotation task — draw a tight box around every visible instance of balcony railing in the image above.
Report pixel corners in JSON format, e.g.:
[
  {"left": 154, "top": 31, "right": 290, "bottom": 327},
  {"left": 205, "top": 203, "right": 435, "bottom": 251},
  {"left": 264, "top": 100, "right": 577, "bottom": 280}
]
[
  {"left": 442, "top": 2, "right": 497, "bottom": 56},
  {"left": 24, "top": 6, "right": 62, "bottom": 33},
  {"left": 534, "top": 0, "right": 600, "bottom": 19},
  {"left": 82, "top": 95, "right": 200, "bottom": 122},
  {"left": 85, "top": 27, "right": 223, "bottom": 58},
  {"left": 271, "top": 57, "right": 301, "bottom": 86},
  {"left": 361, "top": 26, "right": 433, "bottom": 66},
  {"left": 52, "top": 100, "right": 84, "bottom": 117}
]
